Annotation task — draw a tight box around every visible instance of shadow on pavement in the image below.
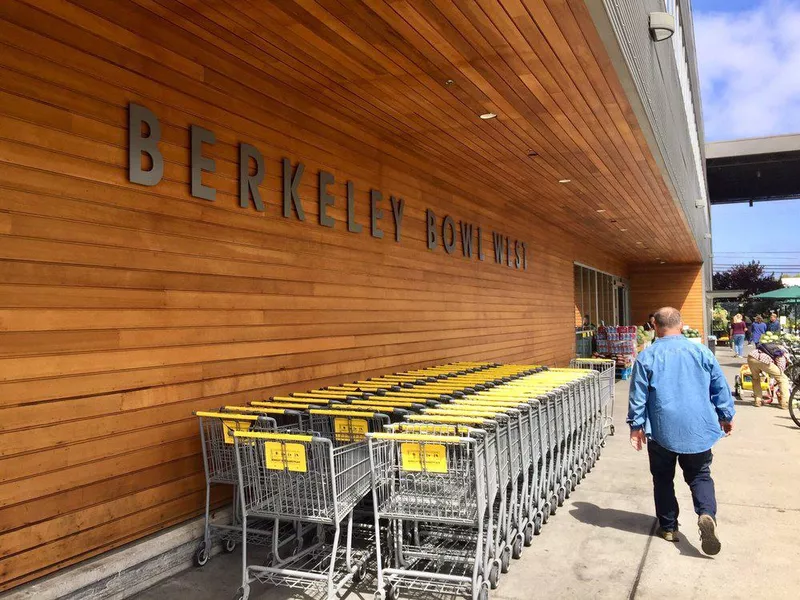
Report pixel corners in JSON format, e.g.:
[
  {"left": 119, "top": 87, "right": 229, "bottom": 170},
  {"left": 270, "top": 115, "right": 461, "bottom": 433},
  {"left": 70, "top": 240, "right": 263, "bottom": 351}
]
[{"left": 568, "top": 502, "right": 710, "bottom": 559}]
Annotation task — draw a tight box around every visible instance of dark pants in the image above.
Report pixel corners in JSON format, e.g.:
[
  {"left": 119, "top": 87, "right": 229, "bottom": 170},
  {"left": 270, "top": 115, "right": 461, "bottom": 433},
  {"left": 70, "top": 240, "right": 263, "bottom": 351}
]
[{"left": 648, "top": 440, "right": 716, "bottom": 531}]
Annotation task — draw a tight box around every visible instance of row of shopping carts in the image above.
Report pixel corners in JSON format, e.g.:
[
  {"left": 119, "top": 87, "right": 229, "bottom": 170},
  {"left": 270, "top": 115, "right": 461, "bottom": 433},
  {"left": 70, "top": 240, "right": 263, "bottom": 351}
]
[
  {"left": 569, "top": 358, "right": 616, "bottom": 436},
  {"left": 194, "top": 361, "right": 613, "bottom": 600}
]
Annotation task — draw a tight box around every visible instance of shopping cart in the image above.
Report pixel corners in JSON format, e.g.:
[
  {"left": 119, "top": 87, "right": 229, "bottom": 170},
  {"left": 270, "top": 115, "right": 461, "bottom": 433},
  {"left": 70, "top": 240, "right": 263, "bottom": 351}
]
[
  {"left": 569, "top": 358, "right": 616, "bottom": 436},
  {"left": 194, "top": 411, "right": 286, "bottom": 566},
  {"left": 368, "top": 431, "right": 492, "bottom": 600},
  {"left": 232, "top": 427, "right": 375, "bottom": 600}
]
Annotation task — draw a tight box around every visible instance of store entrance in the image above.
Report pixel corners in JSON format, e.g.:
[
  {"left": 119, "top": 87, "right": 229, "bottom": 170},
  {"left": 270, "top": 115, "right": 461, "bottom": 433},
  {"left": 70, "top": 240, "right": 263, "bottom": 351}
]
[{"left": 573, "top": 263, "right": 630, "bottom": 358}]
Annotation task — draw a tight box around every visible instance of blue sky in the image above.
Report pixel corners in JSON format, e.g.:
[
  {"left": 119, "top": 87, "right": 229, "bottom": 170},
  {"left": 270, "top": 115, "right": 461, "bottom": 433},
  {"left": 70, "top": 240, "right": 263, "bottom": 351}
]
[{"left": 693, "top": 0, "right": 800, "bottom": 274}]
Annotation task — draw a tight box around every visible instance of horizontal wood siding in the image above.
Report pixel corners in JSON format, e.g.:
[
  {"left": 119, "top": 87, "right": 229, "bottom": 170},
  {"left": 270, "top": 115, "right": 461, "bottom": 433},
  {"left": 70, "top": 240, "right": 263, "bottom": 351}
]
[
  {"left": 629, "top": 263, "right": 705, "bottom": 332},
  {"left": 0, "top": 1, "right": 641, "bottom": 590}
]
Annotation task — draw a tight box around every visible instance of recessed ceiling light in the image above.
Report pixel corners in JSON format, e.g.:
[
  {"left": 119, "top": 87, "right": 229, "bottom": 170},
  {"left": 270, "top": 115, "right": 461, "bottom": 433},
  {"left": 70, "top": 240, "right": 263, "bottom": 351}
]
[
  {"left": 596, "top": 209, "right": 606, "bottom": 213},
  {"left": 558, "top": 179, "right": 571, "bottom": 184},
  {"left": 660, "top": 260, "right": 666, "bottom": 264},
  {"left": 620, "top": 228, "right": 628, "bottom": 232},
  {"left": 636, "top": 241, "right": 644, "bottom": 245},
  {"left": 445, "top": 79, "right": 455, "bottom": 86},
  {"left": 480, "top": 112, "right": 497, "bottom": 120}
]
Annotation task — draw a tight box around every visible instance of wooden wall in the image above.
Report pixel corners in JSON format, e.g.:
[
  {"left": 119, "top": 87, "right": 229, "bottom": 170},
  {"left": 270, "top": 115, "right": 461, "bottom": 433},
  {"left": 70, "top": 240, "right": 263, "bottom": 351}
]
[
  {"left": 0, "top": 2, "right": 632, "bottom": 590},
  {"left": 629, "top": 263, "right": 706, "bottom": 332}
]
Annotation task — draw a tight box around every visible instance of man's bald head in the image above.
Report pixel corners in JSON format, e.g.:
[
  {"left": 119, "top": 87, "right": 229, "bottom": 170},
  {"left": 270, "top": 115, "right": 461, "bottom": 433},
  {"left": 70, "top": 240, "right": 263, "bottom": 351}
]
[{"left": 654, "top": 307, "right": 683, "bottom": 337}]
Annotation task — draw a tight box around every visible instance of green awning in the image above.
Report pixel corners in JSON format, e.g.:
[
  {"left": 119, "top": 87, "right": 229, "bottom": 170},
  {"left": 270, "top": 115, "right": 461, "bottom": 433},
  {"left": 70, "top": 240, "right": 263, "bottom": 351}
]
[{"left": 752, "top": 286, "right": 800, "bottom": 301}]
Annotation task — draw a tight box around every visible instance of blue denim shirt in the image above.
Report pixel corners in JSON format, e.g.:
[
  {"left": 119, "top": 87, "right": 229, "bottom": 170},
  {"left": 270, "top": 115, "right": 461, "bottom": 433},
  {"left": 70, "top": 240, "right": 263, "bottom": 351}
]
[{"left": 627, "top": 334, "right": 735, "bottom": 454}]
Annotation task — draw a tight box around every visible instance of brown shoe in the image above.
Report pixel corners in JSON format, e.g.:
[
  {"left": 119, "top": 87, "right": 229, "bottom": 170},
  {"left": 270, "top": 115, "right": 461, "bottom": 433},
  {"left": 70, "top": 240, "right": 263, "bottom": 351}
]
[
  {"left": 656, "top": 527, "right": 680, "bottom": 542},
  {"left": 754, "top": 399, "right": 762, "bottom": 407},
  {"left": 698, "top": 514, "right": 721, "bottom": 556}
]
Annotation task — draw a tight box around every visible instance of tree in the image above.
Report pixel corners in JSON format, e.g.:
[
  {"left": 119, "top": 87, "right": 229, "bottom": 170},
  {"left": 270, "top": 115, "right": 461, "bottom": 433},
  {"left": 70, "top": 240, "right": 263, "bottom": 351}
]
[
  {"left": 713, "top": 261, "right": 783, "bottom": 298},
  {"left": 713, "top": 261, "right": 784, "bottom": 317}
]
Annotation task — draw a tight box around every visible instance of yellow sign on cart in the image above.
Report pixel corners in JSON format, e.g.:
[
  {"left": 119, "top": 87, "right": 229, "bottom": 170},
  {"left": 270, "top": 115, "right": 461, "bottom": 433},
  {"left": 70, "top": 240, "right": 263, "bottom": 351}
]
[
  {"left": 334, "top": 417, "right": 368, "bottom": 442},
  {"left": 222, "top": 420, "right": 251, "bottom": 445},
  {"left": 264, "top": 442, "right": 307, "bottom": 472},
  {"left": 400, "top": 442, "right": 448, "bottom": 473}
]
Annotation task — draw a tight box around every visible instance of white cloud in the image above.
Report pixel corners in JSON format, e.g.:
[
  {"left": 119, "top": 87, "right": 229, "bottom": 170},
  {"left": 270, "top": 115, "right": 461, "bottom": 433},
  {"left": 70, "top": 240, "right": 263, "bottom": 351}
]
[{"left": 695, "top": 0, "right": 800, "bottom": 141}]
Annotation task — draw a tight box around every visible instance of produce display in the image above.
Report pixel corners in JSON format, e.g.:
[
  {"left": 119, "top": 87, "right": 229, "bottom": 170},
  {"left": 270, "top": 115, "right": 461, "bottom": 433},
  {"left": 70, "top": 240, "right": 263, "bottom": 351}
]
[
  {"left": 760, "top": 331, "right": 800, "bottom": 353},
  {"left": 682, "top": 327, "right": 701, "bottom": 338},
  {"left": 596, "top": 325, "right": 637, "bottom": 354},
  {"left": 594, "top": 326, "right": 637, "bottom": 378},
  {"left": 635, "top": 325, "right": 655, "bottom": 351}
]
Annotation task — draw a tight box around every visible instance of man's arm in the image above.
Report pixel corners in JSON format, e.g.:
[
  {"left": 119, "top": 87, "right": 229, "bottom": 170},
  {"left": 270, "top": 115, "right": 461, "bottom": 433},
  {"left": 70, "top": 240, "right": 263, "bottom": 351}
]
[
  {"left": 708, "top": 353, "right": 735, "bottom": 423},
  {"left": 627, "top": 359, "right": 649, "bottom": 450}
]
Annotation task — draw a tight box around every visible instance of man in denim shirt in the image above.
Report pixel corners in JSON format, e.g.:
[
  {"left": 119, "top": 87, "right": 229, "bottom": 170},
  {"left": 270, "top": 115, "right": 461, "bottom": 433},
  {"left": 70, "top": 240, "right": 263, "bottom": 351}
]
[{"left": 628, "top": 307, "right": 735, "bottom": 556}]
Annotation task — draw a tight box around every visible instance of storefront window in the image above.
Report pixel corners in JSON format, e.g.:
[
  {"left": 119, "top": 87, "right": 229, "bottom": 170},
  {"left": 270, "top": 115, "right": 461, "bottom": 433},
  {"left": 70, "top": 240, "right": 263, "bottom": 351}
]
[{"left": 574, "top": 264, "right": 629, "bottom": 357}]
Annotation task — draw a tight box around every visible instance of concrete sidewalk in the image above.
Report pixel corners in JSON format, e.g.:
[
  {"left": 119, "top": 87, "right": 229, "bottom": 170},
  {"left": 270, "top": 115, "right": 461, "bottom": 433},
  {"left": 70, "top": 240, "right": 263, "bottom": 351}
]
[{"left": 134, "top": 352, "right": 800, "bottom": 600}]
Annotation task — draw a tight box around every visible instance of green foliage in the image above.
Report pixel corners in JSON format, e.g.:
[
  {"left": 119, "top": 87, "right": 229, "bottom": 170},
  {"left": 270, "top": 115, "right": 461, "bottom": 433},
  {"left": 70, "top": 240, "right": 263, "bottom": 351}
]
[
  {"left": 712, "top": 306, "right": 729, "bottom": 332},
  {"left": 713, "top": 261, "right": 783, "bottom": 298},
  {"left": 713, "top": 261, "right": 784, "bottom": 316}
]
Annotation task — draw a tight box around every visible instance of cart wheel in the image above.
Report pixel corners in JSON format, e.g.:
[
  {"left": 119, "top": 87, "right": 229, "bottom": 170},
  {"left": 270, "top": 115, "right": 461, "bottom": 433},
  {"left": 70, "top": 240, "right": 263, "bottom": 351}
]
[
  {"left": 478, "top": 579, "right": 490, "bottom": 600},
  {"left": 193, "top": 542, "right": 209, "bottom": 567},
  {"left": 233, "top": 586, "right": 247, "bottom": 600},
  {"left": 550, "top": 495, "right": 559, "bottom": 513},
  {"left": 388, "top": 584, "right": 400, "bottom": 600},
  {"left": 488, "top": 561, "right": 500, "bottom": 589},
  {"left": 223, "top": 539, "right": 236, "bottom": 553},
  {"left": 610, "top": 424, "right": 616, "bottom": 436},
  {"left": 500, "top": 546, "right": 511, "bottom": 573},
  {"left": 571, "top": 473, "right": 579, "bottom": 490},
  {"left": 374, "top": 591, "right": 386, "bottom": 600},
  {"left": 353, "top": 561, "right": 368, "bottom": 583},
  {"left": 512, "top": 534, "right": 524, "bottom": 559},
  {"left": 542, "top": 503, "right": 551, "bottom": 524},
  {"left": 557, "top": 488, "right": 566, "bottom": 507},
  {"left": 533, "top": 512, "right": 543, "bottom": 535},
  {"left": 523, "top": 522, "right": 534, "bottom": 546}
]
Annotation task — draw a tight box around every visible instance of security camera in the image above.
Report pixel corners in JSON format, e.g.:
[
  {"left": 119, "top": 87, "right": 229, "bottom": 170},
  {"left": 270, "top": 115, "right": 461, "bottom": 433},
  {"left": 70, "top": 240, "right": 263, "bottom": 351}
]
[{"left": 649, "top": 12, "right": 676, "bottom": 42}]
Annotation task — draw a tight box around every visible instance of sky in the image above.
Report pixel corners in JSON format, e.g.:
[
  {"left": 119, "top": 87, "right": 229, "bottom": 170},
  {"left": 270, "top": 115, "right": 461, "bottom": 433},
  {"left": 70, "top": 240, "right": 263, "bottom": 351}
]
[{"left": 693, "top": 0, "right": 800, "bottom": 275}]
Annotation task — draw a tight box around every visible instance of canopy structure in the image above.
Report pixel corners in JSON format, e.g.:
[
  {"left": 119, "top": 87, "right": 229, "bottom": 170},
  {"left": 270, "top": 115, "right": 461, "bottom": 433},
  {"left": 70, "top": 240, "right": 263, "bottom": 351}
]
[
  {"left": 754, "top": 287, "right": 800, "bottom": 332},
  {"left": 753, "top": 287, "right": 800, "bottom": 301}
]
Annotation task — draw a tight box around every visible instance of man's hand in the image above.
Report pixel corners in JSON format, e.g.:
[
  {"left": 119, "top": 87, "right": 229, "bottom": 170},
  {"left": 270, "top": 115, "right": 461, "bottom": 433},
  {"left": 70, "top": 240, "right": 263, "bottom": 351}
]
[
  {"left": 630, "top": 428, "right": 647, "bottom": 451},
  {"left": 720, "top": 420, "right": 733, "bottom": 436}
]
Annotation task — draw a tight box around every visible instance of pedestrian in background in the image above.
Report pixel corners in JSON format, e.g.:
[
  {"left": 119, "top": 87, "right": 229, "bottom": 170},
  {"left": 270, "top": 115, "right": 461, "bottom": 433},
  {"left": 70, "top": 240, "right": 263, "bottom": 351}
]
[
  {"left": 767, "top": 312, "right": 781, "bottom": 333},
  {"left": 747, "top": 343, "right": 790, "bottom": 409},
  {"left": 628, "top": 306, "right": 734, "bottom": 556},
  {"left": 729, "top": 313, "right": 746, "bottom": 358},
  {"left": 643, "top": 313, "right": 657, "bottom": 347},
  {"left": 751, "top": 315, "right": 767, "bottom": 345}
]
